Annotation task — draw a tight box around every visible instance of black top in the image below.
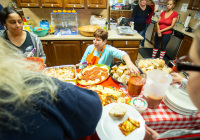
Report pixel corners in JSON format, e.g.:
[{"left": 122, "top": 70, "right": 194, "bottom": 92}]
[
  {"left": 131, "top": 4, "right": 152, "bottom": 31},
  {"left": 5, "top": 31, "right": 34, "bottom": 56}
]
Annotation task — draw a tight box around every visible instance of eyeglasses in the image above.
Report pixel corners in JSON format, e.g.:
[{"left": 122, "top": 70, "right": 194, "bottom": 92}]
[{"left": 176, "top": 56, "right": 200, "bottom": 72}]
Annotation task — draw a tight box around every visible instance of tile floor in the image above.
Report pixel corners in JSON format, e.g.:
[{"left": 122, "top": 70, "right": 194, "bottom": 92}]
[{"left": 137, "top": 40, "right": 154, "bottom": 60}]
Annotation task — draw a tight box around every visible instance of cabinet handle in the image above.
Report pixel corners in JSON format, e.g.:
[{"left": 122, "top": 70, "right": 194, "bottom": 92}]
[
  {"left": 126, "top": 41, "right": 127, "bottom": 45},
  {"left": 83, "top": 42, "right": 85, "bottom": 44},
  {"left": 74, "top": 5, "right": 76, "bottom": 7},
  {"left": 192, "top": 7, "right": 194, "bottom": 9},
  {"left": 51, "top": 42, "right": 53, "bottom": 44},
  {"left": 82, "top": 5, "right": 84, "bottom": 7},
  {"left": 51, "top": 4, "right": 54, "bottom": 7},
  {"left": 96, "top": 5, "right": 98, "bottom": 7},
  {"left": 36, "top": 4, "right": 38, "bottom": 7},
  {"left": 197, "top": 8, "right": 199, "bottom": 10},
  {"left": 88, "top": 5, "right": 89, "bottom": 7},
  {"left": 27, "top": 4, "right": 30, "bottom": 6},
  {"left": 42, "top": 4, "right": 44, "bottom": 7}
]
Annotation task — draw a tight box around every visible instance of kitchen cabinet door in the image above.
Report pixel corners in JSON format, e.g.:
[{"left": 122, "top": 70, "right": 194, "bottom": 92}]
[
  {"left": 114, "top": 48, "right": 139, "bottom": 64},
  {"left": 16, "top": 0, "right": 40, "bottom": 7},
  {"left": 41, "top": 0, "right": 63, "bottom": 8},
  {"left": 159, "top": 0, "right": 167, "bottom": 5},
  {"left": 188, "top": 0, "right": 200, "bottom": 11},
  {"left": 50, "top": 41, "right": 82, "bottom": 66},
  {"left": 119, "top": 11, "right": 132, "bottom": 18},
  {"left": 42, "top": 41, "right": 54, "bottom": 67},
  {"left": 81, "top": 41, "right": 112, "bottom": 56},
  {"left": 64, "top": 0, "right": 85, "bottom": 8},
  {"left": 176, "top": 36, "right": 193, "bottom": 59},
  {"left": 110, "top": 11, "right": 119, "bottom": 23},
  {"left": 87, "top": 0, "right": 107, "bottom": 9}
]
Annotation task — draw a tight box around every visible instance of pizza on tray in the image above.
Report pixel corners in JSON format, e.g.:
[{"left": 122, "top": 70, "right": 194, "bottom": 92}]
[{"left": 77, "top": 64, "right": 110, "bottom": 85}]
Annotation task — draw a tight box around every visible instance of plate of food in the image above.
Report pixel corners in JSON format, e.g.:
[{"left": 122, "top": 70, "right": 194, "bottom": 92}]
[
  {"left": 86, "top": 85, "right": 131, "bottom": 106},
  {"left": 77, "top": 64, "right": 110, "bottom": 86},
  {"left": 96, "top": 103, "right": 145, "bottom": 140},
  {"left": 135, "top": 58, "right": 173, "bottom": 74},
  {"left": 110, "top": 61, "right": 142, "bottom": 85}
]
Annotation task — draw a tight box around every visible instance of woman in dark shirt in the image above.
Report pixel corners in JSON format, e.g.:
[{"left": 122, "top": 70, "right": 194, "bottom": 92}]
[{"left": 130, "top": 0, "right": 152, "bottom": 47}]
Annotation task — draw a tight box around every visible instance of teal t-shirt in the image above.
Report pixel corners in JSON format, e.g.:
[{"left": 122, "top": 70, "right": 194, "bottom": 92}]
[{"left": 80, "top": 44, "right": 127, "bottom": 68}]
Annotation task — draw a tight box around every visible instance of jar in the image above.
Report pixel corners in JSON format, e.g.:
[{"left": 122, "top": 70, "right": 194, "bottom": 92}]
[{"left": 131, "top": 97, "right": 148, "bottom": 114}]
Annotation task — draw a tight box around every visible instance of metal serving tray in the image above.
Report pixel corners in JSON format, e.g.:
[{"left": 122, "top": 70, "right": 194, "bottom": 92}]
[
  {"left": 43, "top": 65, "right": 77, "bottom": 85},
  {"left": 117, "top": 26, "right": 137, "bottom": 35}
]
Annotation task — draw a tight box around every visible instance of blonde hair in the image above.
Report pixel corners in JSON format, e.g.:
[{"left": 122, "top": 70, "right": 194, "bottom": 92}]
[{"left": 0, "top": 38, "right": 58, "bottom": 131}]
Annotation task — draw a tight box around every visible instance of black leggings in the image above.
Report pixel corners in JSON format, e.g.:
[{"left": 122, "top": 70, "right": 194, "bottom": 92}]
[{"left": 154, "top": 32, "right": 172, "bottom": 51}]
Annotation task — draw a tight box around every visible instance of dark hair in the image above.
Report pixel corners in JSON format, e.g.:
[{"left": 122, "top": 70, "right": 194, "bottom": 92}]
[
  {"left": 94, "top": 29, "right": 108, "bottom": 41},
  {"left": 0, "top": 7, "right": 23, "bottom": 25}
]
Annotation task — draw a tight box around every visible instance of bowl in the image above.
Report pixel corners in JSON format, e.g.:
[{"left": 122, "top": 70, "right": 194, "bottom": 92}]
[
  {"left": 26, "top": 57, "right": 45, "bottom": 70},
  {"left": 31, "top": 27, "right": 49, "bottom": 37}
]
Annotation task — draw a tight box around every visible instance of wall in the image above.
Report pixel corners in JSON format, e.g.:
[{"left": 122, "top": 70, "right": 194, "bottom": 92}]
[
  {"left": 22, "top": 8, "right": 108, "bottom": 27},
  {"left": 158, "top": 0, "right": 199, "bottom": 28},
  {"left": 1, "top": 0, "right": 15, "bottom": 7}
]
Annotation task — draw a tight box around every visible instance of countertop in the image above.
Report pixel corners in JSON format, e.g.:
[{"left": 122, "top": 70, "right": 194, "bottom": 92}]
[
  {"left": 39, "top": 29, "right": 143, "bottom": 41},
  {"left": 151, "top": 17, "right": 194, "bottom": 38}
]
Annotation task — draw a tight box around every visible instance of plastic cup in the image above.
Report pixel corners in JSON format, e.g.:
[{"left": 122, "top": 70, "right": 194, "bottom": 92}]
[
  {"left": 143, "top": 69, "right": 172, "bottom": 109},
  {"left": 128, "top": 74, "right": 146, "bottom": 97}
]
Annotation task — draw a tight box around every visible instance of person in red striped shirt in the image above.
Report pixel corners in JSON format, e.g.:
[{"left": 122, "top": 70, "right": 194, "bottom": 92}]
[{"left": 152, "top": 0, "right": 178, "bottom": 59}]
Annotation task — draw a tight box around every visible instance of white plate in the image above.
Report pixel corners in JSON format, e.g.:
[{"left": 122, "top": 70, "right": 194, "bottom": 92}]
[
  {"left": 96, "top": 103, "right": 145, "bottom": 140},
  {"left": 164, "top": 84, "right": 198, "bottom": 111}
]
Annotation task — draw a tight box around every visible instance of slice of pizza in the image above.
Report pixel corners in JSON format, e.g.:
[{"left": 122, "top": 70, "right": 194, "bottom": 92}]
[{"left": 118, "top": 118, "right": 140, "bottom": 136}]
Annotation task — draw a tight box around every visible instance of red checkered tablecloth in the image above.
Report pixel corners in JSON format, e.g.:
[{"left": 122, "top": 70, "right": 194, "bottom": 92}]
[{"left": 142, "top": 101, "right": 200, "bottom": 133}]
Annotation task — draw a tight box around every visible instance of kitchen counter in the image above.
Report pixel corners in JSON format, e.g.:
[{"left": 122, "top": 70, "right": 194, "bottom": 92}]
[
  {"left": 151, "top": 17, "right": 194, "bottom": 38},
  {"left": 111, "top": 9, "right": 132, "bottom": 11},
  {"left": 39, "top": 29, "right": 143, "bottom": 41}
]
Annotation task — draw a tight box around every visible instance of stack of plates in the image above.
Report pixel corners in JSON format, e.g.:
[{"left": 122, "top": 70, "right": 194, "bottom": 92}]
[{"left": 163, "top": 84, "right": 198, "bottom": 115}]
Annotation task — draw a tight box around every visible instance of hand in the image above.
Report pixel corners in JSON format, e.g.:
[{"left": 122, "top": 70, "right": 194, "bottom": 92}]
[
  {"left": 171, "top": 72, "right": 183, "bottom": 83},
  {"left": 158, "top": 33, "right": 162, "bottom": 37},
  {"left": 144, "top": 125, "right": 159, "bottom": 140},
  {"left": 126, "top": 61, "right": 140, "bottom": 73},
  {"left": 130, "top": 21, "right": 132, "bottom": 27}
]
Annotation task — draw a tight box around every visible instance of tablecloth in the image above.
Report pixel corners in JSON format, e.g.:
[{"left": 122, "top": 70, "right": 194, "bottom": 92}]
[{"left": 76, "top": 70, "right": 200, "bottom": 139}]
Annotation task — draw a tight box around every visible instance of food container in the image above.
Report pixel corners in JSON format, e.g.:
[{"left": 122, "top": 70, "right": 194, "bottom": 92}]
[
  {"left": 43, "top": 65, "right": 77, "bottom": 85},
  {"left": 117, "top": 26, "right": 137, "bottom": 35},
  {"left": 31, "top": 27, "right": 49, "bottom": 37},
  {"left": 131, "top": 97, "right": 148, "bottom": 114},
  {"left": 26, "top": 57, "right": 45, "bottom": 70}
]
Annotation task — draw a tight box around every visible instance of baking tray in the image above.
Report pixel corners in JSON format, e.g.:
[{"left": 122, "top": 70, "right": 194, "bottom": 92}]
[
  {"left": 43, "top": 65, "right": 77, "bottom": 85},
  {"left": 117, "top": 26, "right": 137, "bottom": 35},
  {"left": 110, "top": 61, "right": 143, "bottom": 85}
]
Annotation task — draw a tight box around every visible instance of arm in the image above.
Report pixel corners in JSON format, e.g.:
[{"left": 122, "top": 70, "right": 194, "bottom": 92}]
[
  {"left": 54, "top": 80, "right": 102, "bottom": 139},
  {"left": 38, "top": 39, "right": 46, "bottom": 62},
  {"left": 156, "top": 17, "right": 162, "bottom": 37},
  {"left": 160, "top": 18, "right": 177, "bottom": 33},
  {"left": 122, "top": 54, "right": 139, "bottom": 73},
  {"left": 79, "top": 45, "right": 92, "bottom": 69},
  {"left": 144, "top": 125, "right": 159, "bottom": 140},
  {"left": 130, "top": 5, "right": 138, "bottom": 26}
]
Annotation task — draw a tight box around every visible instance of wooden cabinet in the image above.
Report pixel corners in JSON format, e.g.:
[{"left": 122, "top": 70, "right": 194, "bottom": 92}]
[
  {"left": 41, "top": 0, "right": 63, "bottom": 8},
  {"left": 188, "top": 0, "right": 200, "bottom": 11},
  {"left": 159, "top": 0, "right": 167, "bottom": 5},
  {"left": 87, "top": 0, "right": 107, "bottom": 8},
  {"left": 17, "top": 0, "right": 40, "bottom": 7},
  {"left": 110, "top": 10, "right": 132, "bottom": 23},
  {"left": 176, "top": 35, "right": 193, "bottom": 59},
  {"left": 42, "top": 40, "right": 139, "bottom": 66},
  {"left": 50, "top": 41, "right": 82, "bottom": 66},
  {"left": 113, "top": 41, "right": 140, "bottom": 63},
  {"left": 64, "top": 0, "right": 85, "bottom": 8},
  {"left": 42, "top": 41, "right": 54, "bottom": 67}
]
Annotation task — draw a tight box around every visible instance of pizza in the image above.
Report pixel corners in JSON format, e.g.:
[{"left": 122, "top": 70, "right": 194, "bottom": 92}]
[
  {"left": 86, "top": 85, "right": 130, "bottom": 106},
  {"left": 77, "top": 64, "right": 110, "bottom": 85},
  {"left": 44, "top": 66, "right": 76, "bottom": 81},
  {"left": 118, "top": 117, "right": 140, "bottom": 136}
]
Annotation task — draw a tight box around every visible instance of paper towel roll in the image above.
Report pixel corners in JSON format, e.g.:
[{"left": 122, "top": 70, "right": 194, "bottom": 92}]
[{"left": 184, "top": 16, "right": 191, "bottom": 28}]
